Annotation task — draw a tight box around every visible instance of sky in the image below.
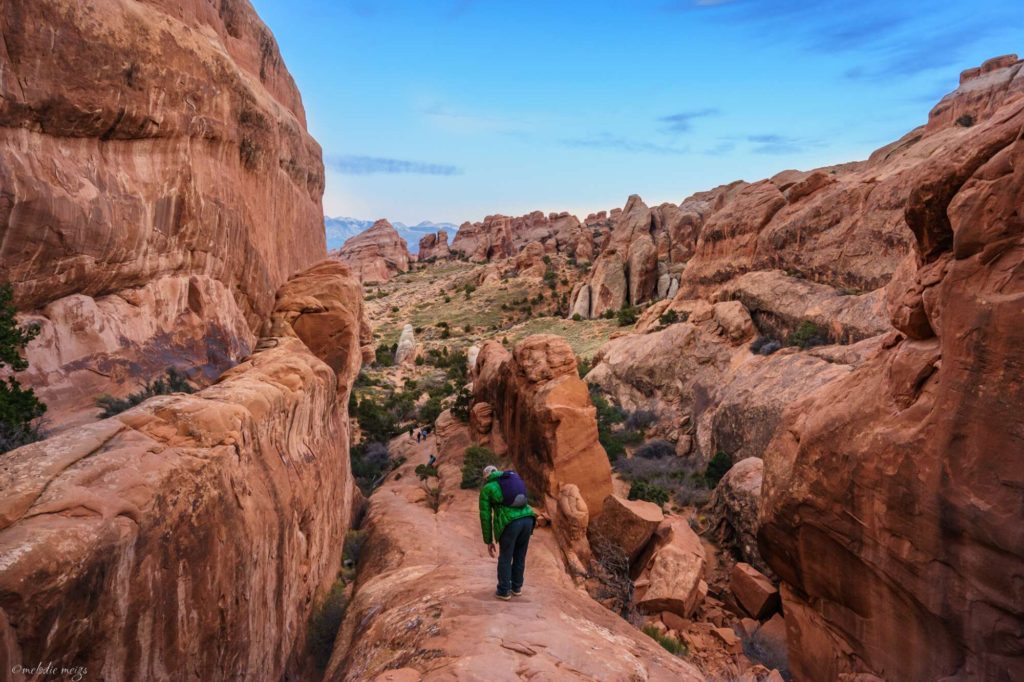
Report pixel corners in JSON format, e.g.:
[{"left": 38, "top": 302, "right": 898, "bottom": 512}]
[{"left": 250, "top": 0, "right": 1022, "bottom": 225}]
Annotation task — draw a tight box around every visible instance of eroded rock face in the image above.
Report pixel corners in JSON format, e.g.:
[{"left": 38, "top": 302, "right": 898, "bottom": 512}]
[
  {"left": 450, "top": 211, "right": 585, "bottom": 262},
  {"left": 417, "top": 229, "right": 450, "bottom": 260},
  {"left": 0, "top": 261, "right": 365, "bottom": 680},
  {"left": 330, "top": 219, "right": 411, "bottom": 283},
  {"left": 2, "top": 0, "right": 326, "bottom": 420},
  {"left": 759, "top": 64, "right": 1024, "bottom": 681},
  {"left": 472, "top": 335, "right": 613, "bottom": 513},
  {"left": 394, "top": 324, "right": 417, "bottom": 365}
]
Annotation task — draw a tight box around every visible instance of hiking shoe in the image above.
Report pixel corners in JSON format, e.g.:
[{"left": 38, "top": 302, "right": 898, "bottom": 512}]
[
  {"left": 511, "top": 589, "right": 523, "bottom": 597},
  {"left": 495, "top": 592, "right": 512, "bottom": 601}
]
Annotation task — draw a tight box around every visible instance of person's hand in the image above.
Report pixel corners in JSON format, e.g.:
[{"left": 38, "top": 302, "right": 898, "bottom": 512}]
[{"left": 487, "top": 543, "right": 497, "bottom": 558}]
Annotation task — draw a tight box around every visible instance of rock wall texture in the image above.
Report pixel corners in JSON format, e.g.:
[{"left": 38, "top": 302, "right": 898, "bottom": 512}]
[
  {"left": 1, "top": 0, "right": 326, "bottom": 420},
  {"left": 416, "top": 229, "right": 450, "bottom": 260},
  {"left": 329, "top": 219, "right": 410, "bottom": 283},
  {"left": 759, "top": 56, "right": 1024, "bottom": 682},
  {"left": 472, "top": 335, "right": 613, "bottom": 513},
  {"left": 0, "top": 261, "right": 366, "bottom": 681}
]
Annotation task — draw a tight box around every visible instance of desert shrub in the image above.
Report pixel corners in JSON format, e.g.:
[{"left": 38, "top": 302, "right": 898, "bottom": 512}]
[
  {"left": 658, "top": 309, "right": 678, "bottom": 325},
  {"left": 350, "top": 442, "right": 402, "bottom": 494},
  {"left": 307, "top": 579, "right": 348, "bottom": 671},
  {"left": 602, "top": 309, "right": 615, "bottom": 320},
  {"left": 342, "top": 528, "right": 367, "bottom": 567},
  {"left": 451, "top": 386, "right": 473, "bottom": 421},
  {"left": 374, "top": 343, "right": 394, "bottom": 367},
  {"left": 353, "top": 397, "right": 397, "bottom": 443},
  {"left": 617, "top": 452, "right": 711, "bottom": 508},
  {"left": 414, "top": 356, "right": 425, "bottom": 366},
  {"left": 436, "top": 321, "right": 449, "bottom": 328},
  {"left": 460, "top": 445, "right": 501, "bottom": 489},
  {"left": 415, "top": 463, "right": 438, "bottom": 480},
  {"left": 444, "top": 295, "right": 451, "bottom": 303},
  {"left": 577, "top": 356, "right": 592, "bottom": 378},
  {"left": 628, "top": 480, "right": 670, "bottom": 506},
  {"left": 618, "top": 428, "right": 643, "bottom": 445},
  {"left": 418, "top": 396, "right": 444, "bottom": 425},
  {"left": 788, "top": 321, "right": 827, "bottom": 349},
  {"left": 589, "top": 531, "right": 640, "bottom": 622},
  {"left": 635, "top": 439, "right": 675, "bottom": 459},
  {"left": 572, "top": 313, "right": 583, "bottom": 321},
  {"left": 750, "top": 336, "right": 782, "bottom": 355},
  {"left": 441, "top": 328, "right": 451, "bottom": 339},
  {"left": 956, "top": 114, "right": 975, "bottom": 127},
  {"left": 625, "top": 409, "right": 657, "bottom": 432},
  {"left": 96, "top": 368, "right": 194, "bottom": 417},
  {"left": 705, "top": 451, "right": 733, "bottom": 489},
  {"left": 616, "top": 306, "right": 639, "bottom": 327},
  {"left": 642, "top": 625, "right": 688, "bottom": 657},
  {"left": 390, "top": 306, "right": 399, "bottom": 313},
  {"left": 0, "top": 283, "right": 47, "bottom": 454},
  {"left": 424, "top": 484, "right": 441, "bottom": 512}
]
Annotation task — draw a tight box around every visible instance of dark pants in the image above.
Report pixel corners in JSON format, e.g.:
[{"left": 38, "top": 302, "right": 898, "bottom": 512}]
[{"left": 497, "top": 516, "right": 534, "bottom": 596}]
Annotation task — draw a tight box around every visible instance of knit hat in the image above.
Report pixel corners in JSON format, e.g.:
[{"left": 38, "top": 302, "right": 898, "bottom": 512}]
[{"left": 482, "top": 465, "right": 499, "bottom": 479}]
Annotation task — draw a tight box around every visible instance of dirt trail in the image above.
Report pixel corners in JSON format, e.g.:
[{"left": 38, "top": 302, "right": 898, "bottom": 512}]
[{"left": 325, "top": 427, "right": 704, "bottom": 681}]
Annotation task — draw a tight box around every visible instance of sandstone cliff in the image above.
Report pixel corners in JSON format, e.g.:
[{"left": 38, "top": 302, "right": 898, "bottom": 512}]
[
  {"left": 1, "top": 0, "right": 326, "bottom": 422},
  {"left": 330, "top": 219, "right": 412, "bottom": 283},
  {"left": 0, "top": 260, "right": 367, "bottom": 680},
  {"left": 758, "top": 56, "right": 1024, "bottom": 681},
  {"left": 417, "top": 230, "right": 451, "bottom": 260}
]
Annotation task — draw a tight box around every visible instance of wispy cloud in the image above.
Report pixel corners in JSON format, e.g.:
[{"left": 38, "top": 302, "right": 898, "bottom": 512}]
[
  {"left": 744, "top": 133, "right": 823, "bottom": 155},
  {"left": 561, "top": 133, "right": 690, "bottom": 155},
  {"left": 659, "top": 108, "right": 720, "bottom": 133},
  {"left": 327, "top": 155, "right": 462, "bottom": 176}
]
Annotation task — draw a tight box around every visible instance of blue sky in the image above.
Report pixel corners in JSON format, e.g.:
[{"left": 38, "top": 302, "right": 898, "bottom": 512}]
[{"left": 251, "top": 0, "right": 1022, "bottom": 224}]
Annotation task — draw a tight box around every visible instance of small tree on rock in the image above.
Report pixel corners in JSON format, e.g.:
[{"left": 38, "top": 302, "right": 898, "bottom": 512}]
[{"left": 0, "top": 283, "right": 46, "bottom": 453}]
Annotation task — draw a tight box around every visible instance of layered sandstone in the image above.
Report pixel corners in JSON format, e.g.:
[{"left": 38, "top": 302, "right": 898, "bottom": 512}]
[
  {"left": 416, "top": 230, "right": 450, "bottom": 260},
  {"left": 450, "top": 211, "right": 585, "bottom": 262},
  {"left": 0, "top": 261, "right": 366, "bottom": 680},
  {"left": 330, "top": 219, "right": 411, "bottom": 283},
  {"left": 759, "top": 56, "right": 1024, "bottom": 681},
  {"left": 471, "top": 335, "right": 613, "bottom": 513},
  {"left": 1, "top": 0, "right": 326, "bottom": 421}
]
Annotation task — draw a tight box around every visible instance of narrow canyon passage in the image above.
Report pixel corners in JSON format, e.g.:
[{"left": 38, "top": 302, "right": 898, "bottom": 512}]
[{"left": 325, "top": 426, "right": 703, "bottom": 681}]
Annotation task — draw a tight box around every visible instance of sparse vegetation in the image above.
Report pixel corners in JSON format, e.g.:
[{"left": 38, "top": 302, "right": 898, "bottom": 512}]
[
  {"left": 96, "top": 368, "right": 194, "bottom": 417},
  {"left": 628, "top": 480, "right": 670, "bottom": 506},
  {"left": 659, "top": 309, "right": 688, "bottom": 326},
  {"left": 705, "top": 450, "right": 733, "bottom": 489},
  {"left": 788, "top": 320, "right": 828, "bottom": 349},
  {"left": 307, "top": 578, "right": 347, "bottom": 672},
  {"left": 460, "top": 445, "right": 502, "bottom": 488},
  {"left": 642, "top": 625, "right": 688, "bottom": 657},
  {"left": 616, "top": 306, "right": 639, "bottom": 326},
  {"left": 415, "top": 463, "right": 438, "bottom": 480},
  {"left": 0, "top": 283, "right": 46, "bottom": 453}
]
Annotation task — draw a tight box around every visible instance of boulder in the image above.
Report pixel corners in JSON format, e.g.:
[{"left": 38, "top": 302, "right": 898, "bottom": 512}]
[
  {"left": 588, "top": 495, "right": 663, "bottom": 563},
  {"left": 635, "top": 517, "right": 707, "bottom": 618},
  {"left": 730, "top": 563, "right": 780, "bottom": 619},
  {"left": 712, "top": 300, "right": 756, "bottom": 342},
  {"left": 589, "top": 251, "right": 628, "bottom": 317},
  {"left": 331, "top": 219, "right": 411, "bottom": 283},
  {"left": 709, "top": 457, "right": 767, "bottom": 572}
]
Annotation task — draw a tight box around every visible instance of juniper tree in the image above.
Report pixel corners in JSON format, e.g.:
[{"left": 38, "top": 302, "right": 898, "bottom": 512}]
[{"left": 0, "top": 283, "right": 46, "bottom": 453}]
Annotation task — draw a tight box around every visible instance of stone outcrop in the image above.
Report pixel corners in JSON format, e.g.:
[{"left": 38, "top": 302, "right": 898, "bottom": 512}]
[
  {"left": 635, "top": 517, "right": 708, "bottom": 619},
  {"left": 450, "top": 211, "right": 585, "bottom": 262},
  {"left": 588, "top": 251, "right": 628, "bottom": 317},
  {"left": 330, "top": 219, "right": 411, "bottom": 283},
  {"left": 759, "top": 56, "right": 1024, "bottom": 682},
  {"left": 0, "top": 261, "right": 365, "bottom": 680},
  {"left": 2, "top": 0, "right": 326, "bottom": 421},
  {"left": 471, "top": 335, "right": 613, "bottom": 513},
  {"left": 588, "top": 495, "right": 663, "bottom": 563},
  {"left": 416, "top": 229, "right": 450, "bottom": 260},
  {"left": 709, "top": 457, "right": 767, "bottom": 572},
  {"left": 394, "top": 324, "right": 417, "bottom": 365}
]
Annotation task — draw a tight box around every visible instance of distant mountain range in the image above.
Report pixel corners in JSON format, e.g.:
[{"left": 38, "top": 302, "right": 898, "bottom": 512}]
[{"left": 325, "top": 217, "right": 459, "bottom": 253}]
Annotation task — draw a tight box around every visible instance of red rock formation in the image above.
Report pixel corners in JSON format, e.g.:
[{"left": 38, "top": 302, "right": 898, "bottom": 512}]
[
  {"left": 0, "top": 261, "right": 365, "bottom": 680},
  {"left": 330, "top": 219, "right": 411, "bottom": 283},
  {"left": 416, "top": 229, "right": 450, "bottom": 260},
  {"left": 759, "top": 58, "right": 1024, "bottom": 681},
  {"left": 1, "top": 0, "right": 326, "bottom": 421},
  {"left": 472, "top": 335, "right": 613, "bottom": 513},
  {"left": 450, "top": 210, "right": 588, "bottom": 262}
]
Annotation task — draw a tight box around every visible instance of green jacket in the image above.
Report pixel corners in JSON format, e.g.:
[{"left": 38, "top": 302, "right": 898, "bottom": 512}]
[{"left": 479, "top": 471, "right": 536, "bottom": 544}]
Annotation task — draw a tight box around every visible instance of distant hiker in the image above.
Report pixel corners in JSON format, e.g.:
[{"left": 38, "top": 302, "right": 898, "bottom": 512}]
[
  {"left": 428, "top": 454, "right": 437, "bottom": 467},
  {"left": 416, "top": 429, "right": 422, "bottom": 443},
  {"left": 408, "top": 427, "right": 414, "bottom": 440},
  {"left": 479, "top": 465, "right": 536, "bottom": 600}
]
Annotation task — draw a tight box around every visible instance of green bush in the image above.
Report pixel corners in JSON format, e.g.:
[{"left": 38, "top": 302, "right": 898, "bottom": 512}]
[
  {"left": 415, "top": 463, "right": 438, "bottom": 480},
  {"left": 572, "top": 313, "right": 583, "bottom": 321},
  {"left": 418, "top": 396, "right": 443, "bottom": 425},
  {"left": 96, "top": 368, "right": 194, "bottom": 418},
  {"left": 617, "top": 306, "right": 639, "bottom": 327},
  {"left": 355, "top": 398, "right": 398, "bottom": 443},
  {"left": 628, "top": 481, "right": 670, "bottom": 506},
  {"left": 0, "top": 283, "right": 47, "bottom": 453},
  {"left": 374, "top": 343, "right": 394, "bottom": 367},
  {"left": 642, "top": 625, "right": 688, "bottom": 657},
  {"left": 788, "top": 320, "right": 828, "bottom": 349},
  {"left": 451, "top": 385, "right": 473, "bottom": 422},
  {"left": 307, "top": 579, "right": 348, "bottom": 671},
  {"left": 460, "top": 445, "right": 502, "bottom": 489},
  {"left": 705, "top": 451, "right": 733, "bottom": 489}
]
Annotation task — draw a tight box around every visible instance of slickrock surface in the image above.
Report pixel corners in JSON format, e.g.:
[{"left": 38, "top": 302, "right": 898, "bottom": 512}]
[
  {"left": 472, "top": 335, "right": 613, "bottom": 513},
  {"left": 0, "top": 261, "right": 365, "bottom": 680},
  {"left": 759, "top": 55, "right": 1024, "bottom": 682},
  {"left": 1, "top": 0, "right": 326, "bottom": 421},
  {"left": 330, "top": 219, "right": 411, "bottom": 283},
  {"left": 325, "top": 426, "right": 704, "bottom": 681}
]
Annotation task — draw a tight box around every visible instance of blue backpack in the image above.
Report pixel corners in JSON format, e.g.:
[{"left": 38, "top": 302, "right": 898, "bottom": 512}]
[{"left": 497, "top": 471, "right": 528, "bottom": 508}]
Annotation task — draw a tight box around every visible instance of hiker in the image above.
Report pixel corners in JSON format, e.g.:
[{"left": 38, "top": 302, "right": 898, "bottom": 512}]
[
  {"left": 479, "top": 465, "right": 536, "bottom": 600},
  {"left": 408, "top": 427, "right": 414, "bottom": 440},
  {"left": 416, "top": 429, "right": 422, "bottom": 443},
  {"left": 427, "top": 453, "right": 437, "bottom": 467}
]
